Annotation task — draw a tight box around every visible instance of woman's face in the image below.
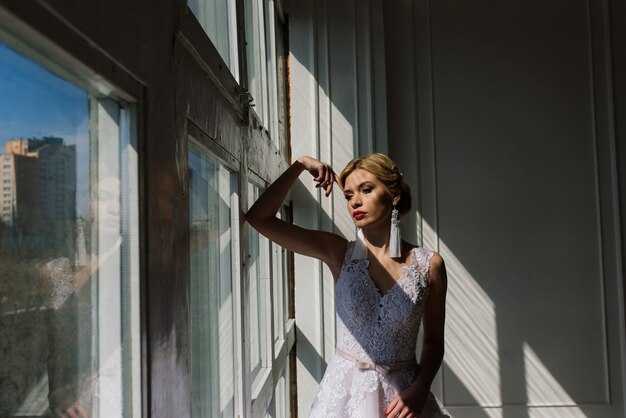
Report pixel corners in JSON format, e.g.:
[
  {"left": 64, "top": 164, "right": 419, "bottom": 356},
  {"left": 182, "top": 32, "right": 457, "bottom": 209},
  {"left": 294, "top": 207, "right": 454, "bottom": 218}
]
[{"left": 342, "top": 168, "right": 397, "bottom": 229}]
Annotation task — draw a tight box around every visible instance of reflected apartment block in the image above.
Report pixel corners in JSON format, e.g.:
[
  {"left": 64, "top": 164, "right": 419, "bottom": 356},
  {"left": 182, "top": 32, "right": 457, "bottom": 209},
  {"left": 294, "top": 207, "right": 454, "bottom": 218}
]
[{"left": 1, "top": 137, "right": 76, "bottom": 247}]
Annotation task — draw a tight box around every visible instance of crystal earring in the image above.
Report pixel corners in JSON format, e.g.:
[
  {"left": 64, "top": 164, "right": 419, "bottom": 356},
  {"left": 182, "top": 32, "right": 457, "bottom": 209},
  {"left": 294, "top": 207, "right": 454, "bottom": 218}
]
[{"left": 389, "top": 205, "right": 401, "bottom": 258}]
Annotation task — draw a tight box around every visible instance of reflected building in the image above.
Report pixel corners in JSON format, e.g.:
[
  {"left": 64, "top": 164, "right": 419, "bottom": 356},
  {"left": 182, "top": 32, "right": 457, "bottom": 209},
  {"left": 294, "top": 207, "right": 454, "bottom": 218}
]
[{"left": 0, "top": 137, "right": 76, "bottom": 249}]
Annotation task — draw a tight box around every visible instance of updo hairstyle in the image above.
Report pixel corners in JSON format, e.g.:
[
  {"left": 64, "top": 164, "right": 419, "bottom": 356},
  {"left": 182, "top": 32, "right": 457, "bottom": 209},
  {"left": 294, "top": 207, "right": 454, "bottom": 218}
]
[{"left": 339, "top": 153, "right": 411, "bottom": 216}]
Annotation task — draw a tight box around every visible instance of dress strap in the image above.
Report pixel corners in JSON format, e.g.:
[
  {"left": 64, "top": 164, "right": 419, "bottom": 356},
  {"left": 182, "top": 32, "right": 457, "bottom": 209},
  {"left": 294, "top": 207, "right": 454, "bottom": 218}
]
[
  {"left": 410, "top": 247, "right": 435, "bottom": 283},
  {"left": 335, "top": 348, "right": 418, "bottom": 376}
]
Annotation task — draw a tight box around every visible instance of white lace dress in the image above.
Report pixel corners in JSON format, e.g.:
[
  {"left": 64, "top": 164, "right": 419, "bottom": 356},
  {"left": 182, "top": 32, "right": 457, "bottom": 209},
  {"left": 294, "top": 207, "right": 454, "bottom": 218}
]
[{"left": 309, "top": 242, "right": 451, "bottom": 417}]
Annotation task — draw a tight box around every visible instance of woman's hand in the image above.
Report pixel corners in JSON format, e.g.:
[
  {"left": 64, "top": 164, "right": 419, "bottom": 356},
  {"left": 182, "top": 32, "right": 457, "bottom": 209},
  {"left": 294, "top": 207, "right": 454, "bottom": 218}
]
[
  {"left": 384, "top": 383, "right": 428, "bottom": 418},
  {"left": 56, "top": 400, "right": 89, "bottom": 418},
  {"left": 297, "top": 156, "right": 340, "bottom": 197}
]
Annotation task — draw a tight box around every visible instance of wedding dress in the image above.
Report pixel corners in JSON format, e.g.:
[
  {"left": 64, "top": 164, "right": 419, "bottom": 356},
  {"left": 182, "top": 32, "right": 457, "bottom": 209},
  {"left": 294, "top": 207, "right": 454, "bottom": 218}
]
[{"left": 309, "top": 241, "right": 451, "bottom": 417}]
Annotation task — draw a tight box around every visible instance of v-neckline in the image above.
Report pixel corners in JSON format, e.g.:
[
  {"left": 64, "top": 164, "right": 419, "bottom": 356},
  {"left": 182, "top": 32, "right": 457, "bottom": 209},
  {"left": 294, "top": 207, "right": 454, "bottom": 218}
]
[{"left": 364, "top": 248, "right": 417, "bottom": 298}]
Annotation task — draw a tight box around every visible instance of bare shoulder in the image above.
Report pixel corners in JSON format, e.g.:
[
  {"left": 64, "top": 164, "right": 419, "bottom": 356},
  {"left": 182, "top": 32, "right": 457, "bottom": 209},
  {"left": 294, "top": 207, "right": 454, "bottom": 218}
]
[
  {"left": 427, "top": 251, "right": 447, "bottom": 287},
  {"left": 320, "top": 231, "right": 349, "bottom": 261},
  {"left": 320, "top": 232, "right": 349, "bottom": 278}
]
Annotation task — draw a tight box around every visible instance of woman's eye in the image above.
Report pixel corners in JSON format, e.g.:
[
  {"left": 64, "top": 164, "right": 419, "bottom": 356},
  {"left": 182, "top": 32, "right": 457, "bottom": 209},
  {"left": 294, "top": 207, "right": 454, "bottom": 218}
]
[
  {"left": 362, "top": 188, "right": 372, "bottom": 194},
  {"left": 344, "top": 195, "right": 352, "bottom": 201}
]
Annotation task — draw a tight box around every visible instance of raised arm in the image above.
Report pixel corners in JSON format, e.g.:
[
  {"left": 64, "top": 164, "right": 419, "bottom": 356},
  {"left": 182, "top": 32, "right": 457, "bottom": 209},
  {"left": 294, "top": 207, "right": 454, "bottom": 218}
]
[{"left": 245, "top": 156, "right": 347, "bottom": 277}]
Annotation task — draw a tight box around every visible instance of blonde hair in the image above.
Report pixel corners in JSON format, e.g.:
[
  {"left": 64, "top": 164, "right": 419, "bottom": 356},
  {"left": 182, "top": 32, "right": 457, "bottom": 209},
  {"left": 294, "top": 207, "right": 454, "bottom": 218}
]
[{"left": 339, "top": 153, "right": 411, "bottom": 216}]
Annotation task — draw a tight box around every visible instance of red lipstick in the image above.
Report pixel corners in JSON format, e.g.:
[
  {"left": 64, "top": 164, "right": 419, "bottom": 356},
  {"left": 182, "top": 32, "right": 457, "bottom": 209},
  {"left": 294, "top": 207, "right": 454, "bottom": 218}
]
[{"left": 353, "top": 211, "right": 365, "bottom": 219}]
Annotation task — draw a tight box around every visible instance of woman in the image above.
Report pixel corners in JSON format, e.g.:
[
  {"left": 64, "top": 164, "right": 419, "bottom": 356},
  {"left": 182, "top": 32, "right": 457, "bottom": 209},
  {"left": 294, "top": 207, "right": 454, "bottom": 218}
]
[{"left": 246, "top": 154, "right": 450, "bottom": 417}]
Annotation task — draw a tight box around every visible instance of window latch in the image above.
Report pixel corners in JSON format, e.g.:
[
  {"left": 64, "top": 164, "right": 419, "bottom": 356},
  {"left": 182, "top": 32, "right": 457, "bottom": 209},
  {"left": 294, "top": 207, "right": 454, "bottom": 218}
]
[{"left": 238, "top": 91, "right": 255, "bottom": 108}]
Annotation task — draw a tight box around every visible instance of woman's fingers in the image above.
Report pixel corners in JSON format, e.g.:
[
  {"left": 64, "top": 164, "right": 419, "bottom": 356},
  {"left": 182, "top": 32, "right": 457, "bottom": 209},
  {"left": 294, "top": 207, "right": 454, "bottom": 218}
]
[
  {"left": 58, "top": 401, "right": 89, "bottom": 418},
  {"left": 386, "top": 397, "right": 418, "bottom": 418},
  {"left": 385, "top": 397, "right": 398, "bottom": 416},
  {"left": 322, "top": 169, "right": 332, "bottom": 195},
  {"left": 310, "top": 163, "right": 338, "bottom": 197}
]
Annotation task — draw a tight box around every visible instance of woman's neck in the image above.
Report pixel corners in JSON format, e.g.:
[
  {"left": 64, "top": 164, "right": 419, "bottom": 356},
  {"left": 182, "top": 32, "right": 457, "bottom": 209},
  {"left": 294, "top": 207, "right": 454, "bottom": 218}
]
[{"left": 361, "top": 223, "right": 391, "bottom": 257}]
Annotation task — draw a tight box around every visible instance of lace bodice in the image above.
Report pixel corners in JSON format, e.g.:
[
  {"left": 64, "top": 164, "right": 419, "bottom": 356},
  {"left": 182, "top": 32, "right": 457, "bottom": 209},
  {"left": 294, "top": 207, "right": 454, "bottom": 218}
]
[
  {"left": 336, "top": 241, "right": 433, "bottom": 364},
  {"left": 309, "top": 241, "right": 451, "bottom": 417}
]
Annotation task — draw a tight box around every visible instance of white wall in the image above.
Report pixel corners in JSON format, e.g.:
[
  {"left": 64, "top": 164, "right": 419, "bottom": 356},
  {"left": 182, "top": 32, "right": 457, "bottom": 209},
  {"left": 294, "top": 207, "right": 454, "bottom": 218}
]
[
  {"left": 388, "top": 0, "right": 625, "bottom": 416},
  {"left": 286, "top": 0, "right": 388, "bottom": 412},
  {"left": 289, "top": 0, "right": 626, "bottom": 416}
]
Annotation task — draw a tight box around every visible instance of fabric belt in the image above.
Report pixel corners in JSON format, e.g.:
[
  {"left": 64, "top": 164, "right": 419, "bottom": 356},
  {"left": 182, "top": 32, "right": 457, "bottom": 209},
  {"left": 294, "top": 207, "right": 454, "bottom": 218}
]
[{"left": 335, "top": 348, "right": 418, "bottom": 376}]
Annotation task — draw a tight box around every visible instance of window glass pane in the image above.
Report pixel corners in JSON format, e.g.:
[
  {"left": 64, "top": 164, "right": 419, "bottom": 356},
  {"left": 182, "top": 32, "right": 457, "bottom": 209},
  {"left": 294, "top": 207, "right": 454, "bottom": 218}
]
[
  {"left": 274, "top": 13, "right": 290, "bottom": 158},
  {"left": 269, "top": 363, "right": 289, "bottom": 418},
  {"left": 272, "top": 239, "right": 284, "bottom": 342},
  {"left": 264, "top": 0, "right": 279, "bottom": 143},
  {"left": 189, "top": 141, "right": 236, "bottom": 418},
  {"left": 0, "top": 41, "right": 139, "bottom": 417},
  {"left": 248, "top": 182, "right": 272, "bottom": 386},
  {"left": 272, "top": 206, "right": 292, "bottom": 342},
  {"left": 188, "top": 0, "right": 239, "bottom": 81},
  {"left": 247, "top": 183, "right": 262, "bottom": 380},
  {"left": 245, "top": 0, "right": 269, "bottom": 125}
]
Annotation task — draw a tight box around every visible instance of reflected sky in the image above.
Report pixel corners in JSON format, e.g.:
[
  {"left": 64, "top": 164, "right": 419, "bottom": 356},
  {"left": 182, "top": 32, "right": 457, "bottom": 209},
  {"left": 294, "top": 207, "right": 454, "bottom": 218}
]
[
  {"left": 0, "top": 43, "right": 89, "bottom": 216},
  {"left": 0, "top": 44, "right": 86, "bottom": 140}
]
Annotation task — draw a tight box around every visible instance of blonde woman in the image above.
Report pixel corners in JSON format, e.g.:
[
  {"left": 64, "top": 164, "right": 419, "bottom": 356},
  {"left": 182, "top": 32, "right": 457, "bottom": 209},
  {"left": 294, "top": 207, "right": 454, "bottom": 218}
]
[{"left": 246, "top": 154, "right": 450, "bottom": 417}]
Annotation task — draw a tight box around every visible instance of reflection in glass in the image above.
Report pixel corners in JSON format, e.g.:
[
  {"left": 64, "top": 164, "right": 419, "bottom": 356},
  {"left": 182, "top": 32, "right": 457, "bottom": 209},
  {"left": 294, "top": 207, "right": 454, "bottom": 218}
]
[
  {"left": 189, "top": 142, "right": 236, "bottom": 418},
  {"left": 245, "top": 0, "right": 268, "bottom": 125},
  {"left": 188, "top": 0, "right": 239, "bottom": 81},
  {"left": 0, "top": 41, "right": 139, "bottom": 417}
]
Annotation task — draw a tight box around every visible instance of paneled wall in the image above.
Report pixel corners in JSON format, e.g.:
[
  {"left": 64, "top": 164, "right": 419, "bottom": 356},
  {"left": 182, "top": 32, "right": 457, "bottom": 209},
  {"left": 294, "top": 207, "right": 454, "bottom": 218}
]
[
  {"left": 389, "top": 0, "right": 626, "bottom": 416},
  {"left": 286, "top": 0, "right": 388, "bottom": 411}
]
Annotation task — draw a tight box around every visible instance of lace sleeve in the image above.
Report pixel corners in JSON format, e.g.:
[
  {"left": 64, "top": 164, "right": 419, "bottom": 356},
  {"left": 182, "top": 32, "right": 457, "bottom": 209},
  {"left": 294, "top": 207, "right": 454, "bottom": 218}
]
[
  {"left": 412, "top": 247, "right": 435, "bottom": 287},
  {"left": 45, "top": 257, "right": 75, "bottom": 310}
]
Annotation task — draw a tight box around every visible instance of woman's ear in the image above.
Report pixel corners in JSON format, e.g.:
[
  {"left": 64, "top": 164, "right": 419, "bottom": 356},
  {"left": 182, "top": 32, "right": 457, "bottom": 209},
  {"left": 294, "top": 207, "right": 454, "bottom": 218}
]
[{"left": 392, "top": 194, "right": 400, "bottom": 207}]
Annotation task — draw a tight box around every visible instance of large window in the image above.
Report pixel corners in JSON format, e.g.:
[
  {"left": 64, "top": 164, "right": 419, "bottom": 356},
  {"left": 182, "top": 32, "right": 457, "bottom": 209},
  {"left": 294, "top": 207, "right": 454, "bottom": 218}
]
[
  {"left": 0, "top": 36, "right": 140, "bottom": 417},
  {"left": 184, "top": 0, "right": 294, "bottom": 414},
  {"left": 246, "top": 181, "right": 294, "bottom": 417},
  {"left": 189, "top": 140, "right": 239, "bottom": 418}
]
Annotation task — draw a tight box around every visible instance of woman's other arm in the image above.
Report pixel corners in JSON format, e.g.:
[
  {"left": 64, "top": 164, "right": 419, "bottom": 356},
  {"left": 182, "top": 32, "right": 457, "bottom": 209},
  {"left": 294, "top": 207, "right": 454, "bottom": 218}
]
[
  {"left": 385, "top": 253, "right": 447, "bottom": 417},
  {"left": 246, "top": 156, "right": 347, "bottom": 276}
]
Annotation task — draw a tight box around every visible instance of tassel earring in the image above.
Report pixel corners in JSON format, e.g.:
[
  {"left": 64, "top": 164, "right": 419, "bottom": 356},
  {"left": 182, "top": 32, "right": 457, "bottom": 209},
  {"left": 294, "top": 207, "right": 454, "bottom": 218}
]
[{"left": 389, "top": 205, "right": 401, "bottom": 258}]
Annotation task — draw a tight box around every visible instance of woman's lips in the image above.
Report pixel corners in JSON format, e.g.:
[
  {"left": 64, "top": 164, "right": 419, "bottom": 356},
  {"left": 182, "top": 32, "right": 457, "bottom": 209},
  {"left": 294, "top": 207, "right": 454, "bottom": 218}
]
[{"left": 353, "top": 211, "right": 365, "bottom": 220}]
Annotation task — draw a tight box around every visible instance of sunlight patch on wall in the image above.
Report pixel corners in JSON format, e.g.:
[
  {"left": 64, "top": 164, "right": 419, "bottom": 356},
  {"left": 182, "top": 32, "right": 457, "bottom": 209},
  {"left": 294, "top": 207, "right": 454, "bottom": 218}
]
[
  {"left": 289, "top": 54, "right": 318, "bottom": 152},
  {"left": 440, "top": 238, "right": 503, "bottom": 410},
  {"left": 524, "top": 342, "right": 587, "bottom": 417}
]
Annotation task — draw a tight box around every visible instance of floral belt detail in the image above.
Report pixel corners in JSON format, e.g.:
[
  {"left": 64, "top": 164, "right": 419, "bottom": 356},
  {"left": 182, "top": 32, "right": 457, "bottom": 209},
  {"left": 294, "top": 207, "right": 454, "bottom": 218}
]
[{"left": 335, "top": 348, "right": 417, "bottom": 376}]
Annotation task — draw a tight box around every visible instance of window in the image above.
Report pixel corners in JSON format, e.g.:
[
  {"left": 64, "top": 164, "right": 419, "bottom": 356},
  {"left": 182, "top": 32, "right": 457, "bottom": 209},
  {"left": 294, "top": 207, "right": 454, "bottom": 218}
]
[
  {"left": 244, "top": 0, "right": 287, "bottom": 150},
  {"left": 246, "top": 183, "right": 294, "bottom": 417},
  {"left": 188, "top": 0, "right": 239, "bottom": 81},
  {"left": 189, "top": 140, "right": 239, "bottom": 418},
  {"left": 247, "top": 182, "right": 271, "bottom": 384},
  {"left": 272, "top": 210, "right": 290, "bottom": 342},
  {"left": 0, "top": 38, "right": 140, "bottom": 417}
]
